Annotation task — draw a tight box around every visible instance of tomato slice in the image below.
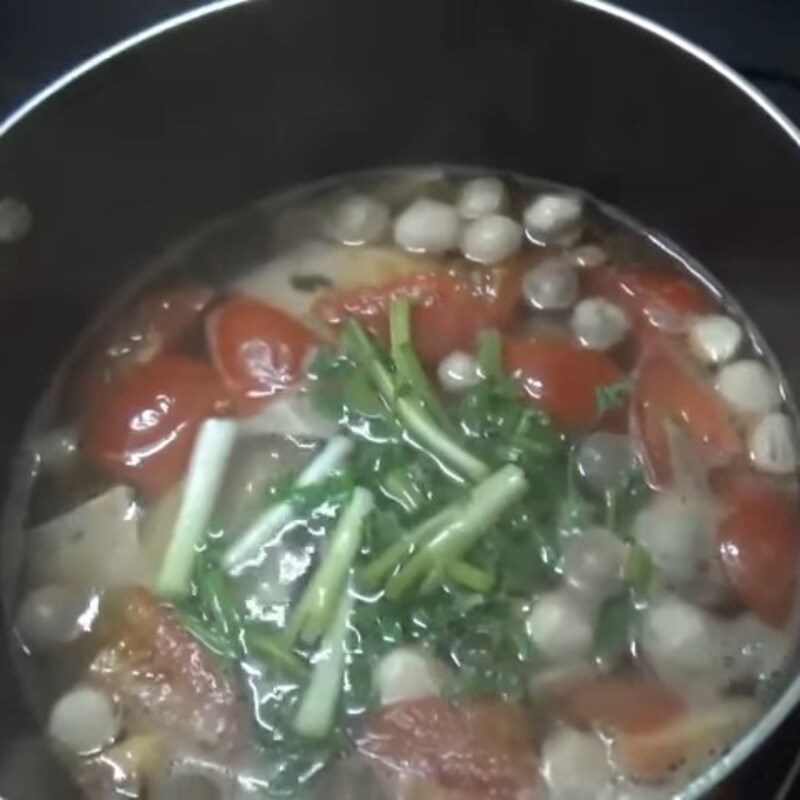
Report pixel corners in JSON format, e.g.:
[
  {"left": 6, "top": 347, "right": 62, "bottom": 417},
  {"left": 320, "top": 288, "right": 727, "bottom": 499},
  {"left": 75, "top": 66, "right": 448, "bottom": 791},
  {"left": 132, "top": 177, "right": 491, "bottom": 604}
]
[
  {"left": 558, "top": 675, "right": 686, "bottom": 736},
  {"left": 84, "top": 354, "right": 227, "bottom": 497},
  {"left": 582, "top": 265, "right": 710, "bottom": 332},
  {"left": 503, "top": 337, "right": 623, "bottom": 430},
  {"left": 716, "top": 475, "right": 800, "bottom": 627},
  {"left": 356, "top": 697, "right": 537, "bottom": 800},
  {"left": 76, "top": 285, "right": 214, "bottom": 409},
  {"left": 313, "top": 267, "right": 521, "bottom": 365},
  {"left": 630, "top": 338, "right": 742, "bottom": 488},
  {"left": 207, "top": 296, "right": 318, "bottom": 412}
]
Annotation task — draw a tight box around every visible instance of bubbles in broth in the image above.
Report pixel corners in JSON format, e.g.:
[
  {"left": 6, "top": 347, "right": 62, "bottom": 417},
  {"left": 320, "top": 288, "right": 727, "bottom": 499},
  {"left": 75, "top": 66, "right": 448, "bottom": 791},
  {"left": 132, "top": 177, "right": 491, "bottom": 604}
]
[{"left": 7, "top": 168, "right": 800, "bottom": 800}]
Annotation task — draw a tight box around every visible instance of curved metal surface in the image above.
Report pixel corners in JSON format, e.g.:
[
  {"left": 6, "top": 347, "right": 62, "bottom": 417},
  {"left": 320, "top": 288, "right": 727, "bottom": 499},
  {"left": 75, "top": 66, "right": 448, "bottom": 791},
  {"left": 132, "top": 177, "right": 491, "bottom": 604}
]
[{"left": 0, "top": 1, "right": 799, "bottom": 798}]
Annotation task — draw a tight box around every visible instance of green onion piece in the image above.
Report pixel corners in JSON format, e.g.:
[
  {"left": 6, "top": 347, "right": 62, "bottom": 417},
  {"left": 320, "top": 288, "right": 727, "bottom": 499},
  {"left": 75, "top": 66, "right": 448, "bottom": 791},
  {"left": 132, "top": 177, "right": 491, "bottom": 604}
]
[
  {"left": 293, "top": 589, "right": 353, "bottom": 738},
  {"left": 477, "top": 328, "right": 503, "bottom": 379},
  {"left": 386, "top": 464, "right": 528, "bottom": 599},
  {"left": 179, "top": 611, "right": 239, "bottom": 660},
  {"left": 389, "top": 298, "right": 455, "bottom": 432},
  {"left": 289, "top": 487, "right": 373, "bottom": 644},
  {"left": 156, "top": 419, "right": 238, "bottom": 600},
  {"left": 245, "top": 628, "right": 309, "bottom": 679},
  {"left": 446, "top": 561, "right": 496, "bottom": 594},
  {"left": 344, "top": 317, "right": 489, "bottom": 482},
  {"left": 360, "top": 505, "right": 458, "bottom": 588},
  {"left": 195, "top": 565, "right": 242, "bottom": 640},
  {"left": 221, "top": 436, "right": 354, "bottom": 574}
]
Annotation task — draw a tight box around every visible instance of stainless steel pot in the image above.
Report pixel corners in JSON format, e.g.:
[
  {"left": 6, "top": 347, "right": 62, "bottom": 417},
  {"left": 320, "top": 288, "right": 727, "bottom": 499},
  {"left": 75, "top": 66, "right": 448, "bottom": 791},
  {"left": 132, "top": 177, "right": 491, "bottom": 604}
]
[{"left": 1, "top": 1, "right": 799, "bottom": 797}]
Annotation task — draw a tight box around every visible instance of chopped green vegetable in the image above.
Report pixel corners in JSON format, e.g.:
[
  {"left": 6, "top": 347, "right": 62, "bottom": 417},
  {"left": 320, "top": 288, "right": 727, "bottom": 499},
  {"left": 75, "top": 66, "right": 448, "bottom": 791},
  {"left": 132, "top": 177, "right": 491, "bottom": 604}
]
[
  {"left": 245, "top": 628, "right": 310, "bottom": 680},
  {"left": 293, "top": 589, "right": 353, "bottom": 738},
  {"left": 389, "top": 297, "right": 455, "bottom": 433},
  {"left": 595, "top": 376, "right": 634, "bottom": 414},
  {"left": 625, "top": 543, "right": 654, "bottom": 594},
  {"left": 289, "top": 487, "right": 373, "bottom": 644},
  {"left": 156, "top": 418, "right": 238, "bottom": 599},
  {"left": 386, "top": 465, "right": 528, "bottom": 599},
  {"left": 476, "top": 328, "right": 503, "bottom": 379},
  {"left": 341, "top": 316, "right": 489, "bottom": 482},
  {"left": 221, "top": 436, "right": 355, "bottom": 574}
]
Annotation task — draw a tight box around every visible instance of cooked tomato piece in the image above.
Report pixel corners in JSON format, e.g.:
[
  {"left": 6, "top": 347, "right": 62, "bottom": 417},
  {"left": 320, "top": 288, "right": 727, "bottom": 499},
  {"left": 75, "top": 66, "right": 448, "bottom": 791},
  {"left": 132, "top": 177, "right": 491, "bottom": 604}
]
[
  {"left": 91, "top": 588, "right": 245, "bottom": 752},
  {"left": 76, "top": 285, "right": 214, "bottom": 408},
  {"left": 356, "top": 697, "right": 537, "bottom": 800},
  {"left": 208, "top": 296, "right": 318, "bottom": 411},
  {"left": 630, "top": 338, "right": 742, "bottom": 488},
  {"left": 313, "top": 268, "right": 521, "bottom": 365},
  {"left": 84, "top": 354, "right": 227, "bottom": 497},
  {"left": 558, "top": 675, "right": 686, "bottom": 736},
  {"left": 582, "top": 265, "right": 710, "bottom": 332},
  {"left": 503, "top": 337, "right": 623, "bottom": 430},
  {"left": 717, "top": 475, "right": 800, "bottom": 627}
]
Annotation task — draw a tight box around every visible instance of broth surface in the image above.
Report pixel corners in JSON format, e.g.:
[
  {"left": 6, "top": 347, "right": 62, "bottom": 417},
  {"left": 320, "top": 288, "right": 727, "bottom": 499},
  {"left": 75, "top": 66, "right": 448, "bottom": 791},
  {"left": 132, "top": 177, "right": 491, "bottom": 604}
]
[{"left": 8, "top": 168, "right": 800, "bottom": 800}]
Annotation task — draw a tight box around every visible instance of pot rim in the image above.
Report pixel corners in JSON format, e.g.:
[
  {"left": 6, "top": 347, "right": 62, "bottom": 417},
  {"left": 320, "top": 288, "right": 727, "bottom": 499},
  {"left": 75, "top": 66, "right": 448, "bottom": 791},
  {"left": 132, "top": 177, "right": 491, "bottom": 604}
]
[{"left": 1, "top": 0, "right": 799, "bottom": 796}]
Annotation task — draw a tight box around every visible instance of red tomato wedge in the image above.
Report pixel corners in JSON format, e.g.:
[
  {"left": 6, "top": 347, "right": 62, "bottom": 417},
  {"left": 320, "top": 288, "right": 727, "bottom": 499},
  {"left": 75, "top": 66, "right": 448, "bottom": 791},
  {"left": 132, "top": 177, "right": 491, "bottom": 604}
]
[
  {"left": 716, "top": 474, "right": 800, "bottom": 627},
  {"left": 84, "top": 354, "right": 227, "bottom": 497},
  {"left": 312, "top": 268, "right": 521, "bottom": 365},
  {"left": 630, "top": 338, "right": 742, "bottom": 488},
  {"left": 207, "top": 296, "right": 318, "bottom": 412},
  {"left": 356, "top": 697, "right": 538, "bottom": 800},
  {"left": 582, "top": 265, "right": 710, "bottom": 332},
  {"left": 76, "top": 284, "right": 214, "bottom": 409},
  {"left": 558, "top": 675, "right": 686, "bottom": 736},
  {"left": 503, "top": 337, "right": 623, "bottom": 430}
]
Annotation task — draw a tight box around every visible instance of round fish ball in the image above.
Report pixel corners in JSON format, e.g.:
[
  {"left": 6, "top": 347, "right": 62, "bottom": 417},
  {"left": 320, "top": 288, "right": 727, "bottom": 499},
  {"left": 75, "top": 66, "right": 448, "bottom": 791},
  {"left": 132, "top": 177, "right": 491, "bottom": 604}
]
[
  {"left": 522, "top": 259, "right": 579, "bottom": 310},
  {"left": 375, "top": 647, "right": 448, "bottom": 706},
  {"left": 715, "top": 359, "right": 781, "bottom": 415},
  {"left": 541, "top": 727, "right": 613, "bottom": 800},
  {"left": 393, "top": 199, "right": 459, "bottom": 254},
  {"left": 527, "top": 590, "right": 594, "bottom": 663},
  {"left": 437, "top": 350, "right": 481, "bottom": 392},
  {"left": 568, "top": 244, "right": 608, "bottom": 269},
  {"left": 748, "top": 412, "right": 798, "bottom": 475},
  {"left": 48, "top": 685, "right": 119, "bottom": 755},
  {"left": 457, "top": 177, "right": 506, "bottom": 219},
  {"left": 460, "top": 214, "right": 523, "bottom": 264},
  {"left": 523, "top": 194, "right": 582, "bottom": 243},
  {"left": 324, "top": 194, "right": 389, "bottom": 246},
  {"left": 562, "top": 527, "right": 627, "bottom": 600},
  {"left": 571, "top": 297, "right": 629, "bottom": 350},
  {"left": 719, "top": 613, "right": 789, "bottom": 686},
  {"left": 576, "top": 432, "right": 635, "bottom": 495},
  {"left": 642, "top": 595, "right": 721, "bottom": 677},
  {"left": 633, "top": 493, "right": 710, "bottom": 586},
  {"left": 15, "top": 584, "right": 89, "bottom": 652},
  {"left": 688, "top": 315, "right": 743, "bottom": 365}
]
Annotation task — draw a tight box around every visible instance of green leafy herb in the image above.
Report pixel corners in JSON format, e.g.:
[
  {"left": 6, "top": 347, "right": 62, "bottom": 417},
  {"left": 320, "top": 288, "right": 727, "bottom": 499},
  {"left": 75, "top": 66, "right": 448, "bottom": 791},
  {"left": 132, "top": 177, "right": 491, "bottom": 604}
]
[{"left": 595, "top": 376, "right": 634, "bottom": 414}]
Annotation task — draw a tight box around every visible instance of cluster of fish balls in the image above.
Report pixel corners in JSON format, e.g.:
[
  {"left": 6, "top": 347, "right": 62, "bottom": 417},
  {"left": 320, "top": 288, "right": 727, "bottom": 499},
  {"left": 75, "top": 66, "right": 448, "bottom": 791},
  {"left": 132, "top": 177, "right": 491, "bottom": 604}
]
[{"left": 325, "top": 176, "right": 798, "bottom": 480}]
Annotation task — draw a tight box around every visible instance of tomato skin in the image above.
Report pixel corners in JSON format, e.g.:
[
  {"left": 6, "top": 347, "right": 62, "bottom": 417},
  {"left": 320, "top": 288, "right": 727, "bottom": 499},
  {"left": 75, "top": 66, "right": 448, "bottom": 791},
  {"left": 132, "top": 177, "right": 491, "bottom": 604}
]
[
  {"left": 84, "top": 354, "right": 227, "bottom": 497},
  {"left": 503, "top": 337, "right": 623, "bottom": 430},
  {"left": 313, "top": 268, "right": 521, "bottom": 365},
  {"left": 207, "top": 296, "right": 318, "bottom": 411},
  {"left": 558, "top": 676, "right": 686, "bottom": 736},
  {"left": 582, "top": 266, "right": 710, "bottom": 332},
  {"left": 717, "top": 476, "right": 800, "bottom": 627},
  {"left": 630, "top": 338, "right": 742, "bottom": 488},
  {"left": 356, "top": 697, "right": 537, "bottom": 800}
]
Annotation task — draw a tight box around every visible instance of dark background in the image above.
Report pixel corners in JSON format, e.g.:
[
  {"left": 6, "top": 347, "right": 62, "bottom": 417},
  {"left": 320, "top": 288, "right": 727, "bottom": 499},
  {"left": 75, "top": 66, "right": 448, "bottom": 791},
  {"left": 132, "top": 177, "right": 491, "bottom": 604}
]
[{"left": 1, "top": 0, "right": 800, "bottom": 125}]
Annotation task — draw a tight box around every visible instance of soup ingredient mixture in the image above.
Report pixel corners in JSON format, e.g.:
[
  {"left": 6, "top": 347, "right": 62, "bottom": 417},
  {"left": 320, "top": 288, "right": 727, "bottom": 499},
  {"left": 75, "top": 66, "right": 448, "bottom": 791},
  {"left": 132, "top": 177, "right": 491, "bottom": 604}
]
[{"left": 11, "top": 169, "right": 800, "bottom": 800}]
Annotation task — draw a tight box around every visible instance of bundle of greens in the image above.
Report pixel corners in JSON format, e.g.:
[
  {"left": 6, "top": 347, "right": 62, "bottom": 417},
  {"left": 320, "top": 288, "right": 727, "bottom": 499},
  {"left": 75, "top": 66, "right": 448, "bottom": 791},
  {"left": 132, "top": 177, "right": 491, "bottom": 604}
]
[{"left": 175, "top": 300, "right": 651, "bottom": 798}]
